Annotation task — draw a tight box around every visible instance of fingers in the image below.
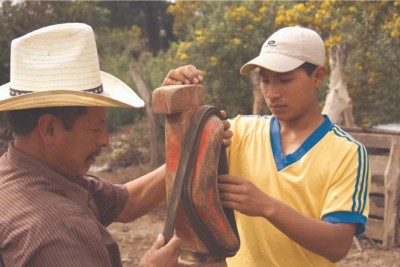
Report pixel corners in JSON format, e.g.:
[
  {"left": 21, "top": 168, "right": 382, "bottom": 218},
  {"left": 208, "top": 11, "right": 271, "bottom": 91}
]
[
  {"left": 220, "top": 199, "right": 240, "bottom": 210},
  {"left": 220, "top": 110, "right": 232, "bottom": 147},
  {"left": 162, "top": 236, "right": 181, "bottom": 266},
  {"left": 219, "top": 110, "right": 227, "bottom": 120},
  {"left": 218, "top": 174, "right": 243, "bottom": 185},
  {"left": 139, "top": 234, "right": 181, "bottom": 267},
  {"left": 164, "top": 236, "right": 181, "bottom": 251},
  {"left": 177, "top": 64, "right": 204, "bottom": 84},
  {"left": 222, "top": 127, "right": 233, "bottom": 147},
  {"left": 162, "top": 76, "right": 185, "bottom": 86},
  {"left": 153, "top": 233, "right": 165, "bottom": 249},
  {"left": 162, "top": 65, "right": 204, "bottom": 86}
]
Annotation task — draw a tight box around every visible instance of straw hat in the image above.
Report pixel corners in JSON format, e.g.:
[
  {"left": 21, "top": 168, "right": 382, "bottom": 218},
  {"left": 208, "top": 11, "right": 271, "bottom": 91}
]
[{"left": 0, "top": 23, "right": 144, "bottom": 111}]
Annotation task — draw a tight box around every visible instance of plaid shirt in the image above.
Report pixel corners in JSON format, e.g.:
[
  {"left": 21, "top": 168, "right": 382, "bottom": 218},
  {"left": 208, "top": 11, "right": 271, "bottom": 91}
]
[{"left": 0, "top": 144, "right": 128, "bottom": 267}]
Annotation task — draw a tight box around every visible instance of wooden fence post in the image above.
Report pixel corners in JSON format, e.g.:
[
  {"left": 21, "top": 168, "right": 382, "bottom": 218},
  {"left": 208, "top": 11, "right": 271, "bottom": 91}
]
[{"left": 382, "top": 136, "right": 400, "bottom": 247}]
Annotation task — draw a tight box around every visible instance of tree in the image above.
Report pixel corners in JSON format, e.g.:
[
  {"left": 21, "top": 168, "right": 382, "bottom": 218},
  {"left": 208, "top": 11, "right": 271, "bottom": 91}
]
[
  {"left": 274, "top": 0, "right": 400, "bottom": 125},
  {"left": 166, "top": 1, "right": 278, "bottom": 115},
  {"left": 98, "top": 1, "right": 174, "bottom": 53}
]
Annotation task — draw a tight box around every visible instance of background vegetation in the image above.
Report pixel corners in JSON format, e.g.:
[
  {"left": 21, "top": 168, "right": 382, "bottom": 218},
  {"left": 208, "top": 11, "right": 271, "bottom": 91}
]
[{"left": 0, "top": 0, "right": 399, "bottom": 136}]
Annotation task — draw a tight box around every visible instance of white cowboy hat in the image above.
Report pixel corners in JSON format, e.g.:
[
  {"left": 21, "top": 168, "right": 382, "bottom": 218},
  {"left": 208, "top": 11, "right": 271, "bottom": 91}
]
[{"left": 0, "top": 23, "right": 144, "bottom": 111}]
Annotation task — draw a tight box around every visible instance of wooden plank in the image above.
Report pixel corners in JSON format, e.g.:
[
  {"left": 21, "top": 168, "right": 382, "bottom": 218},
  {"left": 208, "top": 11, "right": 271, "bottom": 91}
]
[
  {"left": 363, "top": 217, "right": 400, "bottom": 242},
  {"left": 349, "top": 132, "right": 392, "bottom": 149},
  {"left": 369, "top": 155, "right": 387, "bottom": 195},
  {"left": 383, "top": 136, "right": 400, "bottom": 247},
  {"left": 342, "top": 131, "right": 400, "bottom": 246},
  {"left": 369, "top": 195, "right": 384, "bottom": 218},
  {"left": 342, "top": 126, "right": 400, "bottom": 136},
  {"left": 364, "top": 218, "right": 384, "bottom": 241},
  {"left": 370, "top": 175, "right": 384, "bottom": 195},
  {"left": 370, "top": 154, "right": 390, "bottom": 176}
]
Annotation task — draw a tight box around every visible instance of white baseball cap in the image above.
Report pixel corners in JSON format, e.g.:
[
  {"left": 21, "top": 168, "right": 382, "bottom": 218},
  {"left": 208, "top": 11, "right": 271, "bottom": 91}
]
[{"left": 240, "top": 26, "right": 325, "bottom": 74}]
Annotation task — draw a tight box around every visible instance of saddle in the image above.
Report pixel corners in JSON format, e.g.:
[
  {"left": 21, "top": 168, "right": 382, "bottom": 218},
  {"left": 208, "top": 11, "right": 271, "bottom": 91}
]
[{"left": 153, "top": 85, "right": 240, "bottom": 265}]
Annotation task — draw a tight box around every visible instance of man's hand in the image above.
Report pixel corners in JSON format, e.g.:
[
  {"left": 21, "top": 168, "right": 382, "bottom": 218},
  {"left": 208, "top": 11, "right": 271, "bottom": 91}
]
[
  {"left": 139, "top": 234, "right": 181, "bottom": 267},
  {"left": 162, "top": 65, "right": 204, "bottom": 86},
  {"left": 218, "top": 174, "right": 269, "bottom": 217}
]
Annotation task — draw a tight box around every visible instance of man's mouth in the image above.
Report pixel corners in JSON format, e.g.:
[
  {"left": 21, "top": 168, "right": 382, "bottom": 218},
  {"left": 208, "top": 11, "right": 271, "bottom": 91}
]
[
  {"left": 86, "top": 151, "right": 101, "bottom": 163},
  {"left": 269, "top": 104, "right": 286, "bottom": 110}
]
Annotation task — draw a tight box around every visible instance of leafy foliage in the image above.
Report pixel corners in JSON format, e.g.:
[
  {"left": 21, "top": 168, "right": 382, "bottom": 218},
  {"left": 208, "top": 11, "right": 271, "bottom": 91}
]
[
  {"left": 273, "top": 0, "right": 400, "bottom": 125},
  {"left": 166, "top": 1, "right": 279, "bottom": 115},
  {"left": 0, "top": 0, "right": 399, "bottom": 128}
]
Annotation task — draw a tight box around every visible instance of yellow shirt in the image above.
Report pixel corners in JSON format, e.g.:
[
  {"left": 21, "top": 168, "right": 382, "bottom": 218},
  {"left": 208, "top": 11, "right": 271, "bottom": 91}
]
[{"left": 226, "top": 115, "right": 370, "bottom": 267}]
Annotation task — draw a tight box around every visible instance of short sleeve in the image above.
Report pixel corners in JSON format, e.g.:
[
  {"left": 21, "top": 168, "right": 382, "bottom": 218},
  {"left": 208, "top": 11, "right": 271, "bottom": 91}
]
[
  {"left": 322, "top": 141, "right": 370, "bottom": 236},
  {"left": 85, "top": 175, "right": 129, "bottom": 225}
]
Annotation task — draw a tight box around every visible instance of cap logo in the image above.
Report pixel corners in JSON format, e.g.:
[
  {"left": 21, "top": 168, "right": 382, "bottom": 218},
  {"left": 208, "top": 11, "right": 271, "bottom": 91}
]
[{"left": 267, "top": 40, "right": 276, "bottom": 47}]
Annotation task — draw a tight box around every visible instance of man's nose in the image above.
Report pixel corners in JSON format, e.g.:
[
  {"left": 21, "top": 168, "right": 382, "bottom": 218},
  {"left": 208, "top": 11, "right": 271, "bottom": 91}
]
[
  {"left": 266, "top": 82, "right": 282, "bottom": 100},
  {"left": 99, "top": 128, "right": 110, "bottom": 147}
]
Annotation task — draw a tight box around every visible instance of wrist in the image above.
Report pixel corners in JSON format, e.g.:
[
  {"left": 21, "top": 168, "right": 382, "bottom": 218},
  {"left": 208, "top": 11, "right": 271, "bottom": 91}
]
[{"left": 262, "top": 196, "right": 279, "bottom": 220}]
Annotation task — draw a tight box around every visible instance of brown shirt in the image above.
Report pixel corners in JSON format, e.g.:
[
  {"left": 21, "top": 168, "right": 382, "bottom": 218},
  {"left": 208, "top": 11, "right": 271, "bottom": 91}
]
[{"left": 0, "top": 144, "right": 128, "bottom": 267}]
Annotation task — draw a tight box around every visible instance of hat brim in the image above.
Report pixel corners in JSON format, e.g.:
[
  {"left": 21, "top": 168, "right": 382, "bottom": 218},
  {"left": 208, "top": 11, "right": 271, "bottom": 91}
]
[
  {"left": 0, "top": 71, "right": 144, "bottom": 111},
  {"left": 240, "top": 53, "right": 305, "bottom": 75}
]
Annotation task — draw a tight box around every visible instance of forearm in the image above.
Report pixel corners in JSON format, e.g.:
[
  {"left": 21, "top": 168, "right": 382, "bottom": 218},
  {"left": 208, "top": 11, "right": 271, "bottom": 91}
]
[
  {"left": 116, "top": 164, "right": 166, "bottom": 223},
  {"left": 263, "top": 197, "right": 355, "bottom": 262}
]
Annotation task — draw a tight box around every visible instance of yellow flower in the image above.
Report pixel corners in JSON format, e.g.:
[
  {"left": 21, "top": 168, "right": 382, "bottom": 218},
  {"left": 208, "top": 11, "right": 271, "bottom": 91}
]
[
  {"left": 232, "top": 38, "right": 241, "bottom": 45},
  {"left": 210, "top": 56, "right": 218, "bottom": 66},
  {"left": 392, "top": 29, "right": 399, "bottom": 38},
  {"left": 246, "top": 24, "right": 254, "bottom": 31},
  {"left": 195, "top": 36, "right": 206, "bottom": 43},
  {"left": 179, "top": 53, "right": 188, "bottom": 60},
  {"left": 331, "top": 19, "right": 339, "bottom": 31},
  {"left": 348, "top": 6, "right": 356, "bottom": 13}
]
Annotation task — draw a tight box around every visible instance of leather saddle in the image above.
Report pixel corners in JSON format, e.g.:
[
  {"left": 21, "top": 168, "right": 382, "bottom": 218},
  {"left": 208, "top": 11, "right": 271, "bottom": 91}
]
[{"left": 163, "top": 105, "right": 240, "bottom": 262}]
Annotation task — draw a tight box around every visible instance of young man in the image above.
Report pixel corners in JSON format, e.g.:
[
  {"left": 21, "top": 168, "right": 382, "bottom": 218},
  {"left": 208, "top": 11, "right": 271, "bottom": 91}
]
[
  {"left": 162, "top": 26, "right": 371, "bottom": 267},
  {"left": 0, "top": 23, "right": 180, "bottom": 267}
]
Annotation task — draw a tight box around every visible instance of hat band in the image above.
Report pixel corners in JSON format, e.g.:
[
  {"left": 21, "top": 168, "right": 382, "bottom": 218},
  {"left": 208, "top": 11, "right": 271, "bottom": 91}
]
[{"left": 9, "top": 85, "right": 104, "bottom": 97}]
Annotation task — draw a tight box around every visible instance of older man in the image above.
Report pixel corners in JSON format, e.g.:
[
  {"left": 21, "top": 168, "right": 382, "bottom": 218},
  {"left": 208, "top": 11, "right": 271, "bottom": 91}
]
[{"left": 0, "top": 23, "right": 181, "bottom": 267}]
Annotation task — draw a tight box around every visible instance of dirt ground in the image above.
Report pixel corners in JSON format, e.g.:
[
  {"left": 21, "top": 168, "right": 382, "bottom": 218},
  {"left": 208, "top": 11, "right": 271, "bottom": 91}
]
[{"left": 89, "top": 125, "right": 400, "bottom": 267}]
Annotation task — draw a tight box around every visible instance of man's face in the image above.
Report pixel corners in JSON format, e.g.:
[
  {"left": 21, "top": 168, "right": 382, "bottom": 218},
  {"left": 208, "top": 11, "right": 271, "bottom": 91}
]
[
  {"left": 51, "top": 107, "right": 109, "bottom": 178},
  {"left": 259, "top": 67, "right": 320, "bottom": 123}
]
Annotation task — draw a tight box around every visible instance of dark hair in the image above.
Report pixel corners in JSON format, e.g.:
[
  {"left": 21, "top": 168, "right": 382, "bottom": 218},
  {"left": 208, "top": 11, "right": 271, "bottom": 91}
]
[
  {"left": 6, "top": 106, "right": 88, "bottom": 135},
  {"left": 299, "top": 62, "right": 318, "bottom": 76}
]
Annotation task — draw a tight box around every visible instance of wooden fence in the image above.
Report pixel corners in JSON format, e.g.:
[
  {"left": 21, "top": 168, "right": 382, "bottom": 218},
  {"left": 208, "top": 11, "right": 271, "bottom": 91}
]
[{"left": 343, "top": 127, "right": 400, "bottom": 247}]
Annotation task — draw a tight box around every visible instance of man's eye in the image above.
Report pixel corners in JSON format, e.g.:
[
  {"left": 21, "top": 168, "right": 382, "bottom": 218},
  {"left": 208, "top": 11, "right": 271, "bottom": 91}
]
[{"left": 262, "top": 79, "right": 270, "bottom": 84}]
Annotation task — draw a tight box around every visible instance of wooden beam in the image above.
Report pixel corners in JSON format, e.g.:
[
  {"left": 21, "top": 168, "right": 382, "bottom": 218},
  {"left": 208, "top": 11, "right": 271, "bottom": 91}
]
[
  {"left": 364, "top": 218, "right": 384, "bottom": 241},
  {"left": 350, "top": 132, "right": 393, "bottom": 149},
  {"left": 369, "top": 195, "right": 384, "bottom": 218},
  {"left": 382, "top": 136, "right": 400, "bottom": 247}
]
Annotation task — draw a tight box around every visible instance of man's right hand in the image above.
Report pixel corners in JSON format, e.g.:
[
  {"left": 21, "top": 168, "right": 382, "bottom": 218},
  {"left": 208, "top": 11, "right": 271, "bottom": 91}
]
[
  {"left": 139, "top": 234, "right": 181, "bottom": 267},
  {"left": 162, "top": 65, "right": 204, "bottom": 86}
]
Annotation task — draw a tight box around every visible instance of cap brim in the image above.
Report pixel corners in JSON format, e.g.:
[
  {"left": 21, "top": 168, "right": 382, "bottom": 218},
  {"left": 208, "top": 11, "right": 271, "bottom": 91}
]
[
  {"left": 0, "top": 71, "right": 144, "bottom": 111},
  {"left": 240, "top": 53, "right": 305, "bottom": 74}
]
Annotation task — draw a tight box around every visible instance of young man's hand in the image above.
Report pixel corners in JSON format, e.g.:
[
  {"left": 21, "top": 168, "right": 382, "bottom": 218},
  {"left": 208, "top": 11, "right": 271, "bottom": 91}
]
[
  {"left": 162, "top": 65, "right": 204, "bottom": 86},
  {"left": 220, "top": 110, "right": 232, "bottom": 147}
]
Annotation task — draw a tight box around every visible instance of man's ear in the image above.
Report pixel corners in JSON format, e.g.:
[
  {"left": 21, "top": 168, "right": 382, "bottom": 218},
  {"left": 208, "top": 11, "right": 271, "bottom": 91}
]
[
  {"left": 313, "top": 66, "right": 326, "bottom": 89},
  {"left": 37, "top": 114, "right": 58, "bottom": 145}
]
